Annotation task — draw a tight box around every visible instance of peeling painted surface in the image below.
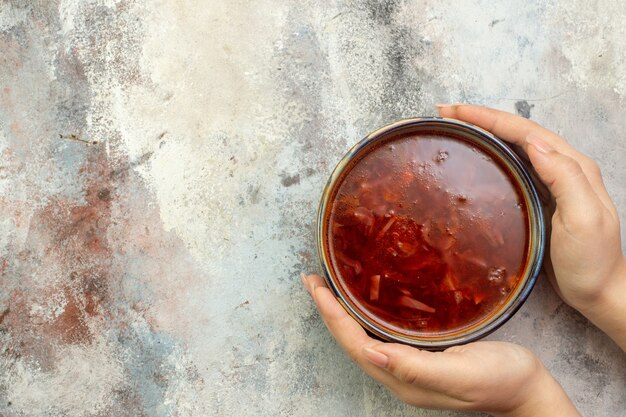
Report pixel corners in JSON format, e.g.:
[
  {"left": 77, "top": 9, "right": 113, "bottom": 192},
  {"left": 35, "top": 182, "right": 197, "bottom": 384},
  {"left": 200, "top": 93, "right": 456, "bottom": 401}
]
[{"left": 1, "top": 1, "right": 625, "bottom": 416}]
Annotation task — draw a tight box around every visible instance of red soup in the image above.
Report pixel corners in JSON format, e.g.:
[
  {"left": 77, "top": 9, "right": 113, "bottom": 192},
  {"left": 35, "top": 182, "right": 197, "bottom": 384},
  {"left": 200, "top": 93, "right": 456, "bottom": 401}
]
[{"left": 326, "top": 130, "right": 529, "bottom": 335}]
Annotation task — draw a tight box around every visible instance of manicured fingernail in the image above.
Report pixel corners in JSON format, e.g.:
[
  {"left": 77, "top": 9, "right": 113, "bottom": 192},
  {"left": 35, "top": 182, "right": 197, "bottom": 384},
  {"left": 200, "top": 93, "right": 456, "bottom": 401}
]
[
  {"left": 301, "top": 272, "right": 310, "bottom": 291},
  {"left": 309, "top": 280, "right": 318, "bottom": 301},
  {"left": 363, "top": 347, "right": 389, "bottom": 368},
  {"left": 435, "top": 103, "right": 463, "bottom": 109},
  {"left": 527, "top": 134, "right": 554, "bottom": 154},
  {"left": 301, "top": 273, "right": 318, "bottom": 301}
]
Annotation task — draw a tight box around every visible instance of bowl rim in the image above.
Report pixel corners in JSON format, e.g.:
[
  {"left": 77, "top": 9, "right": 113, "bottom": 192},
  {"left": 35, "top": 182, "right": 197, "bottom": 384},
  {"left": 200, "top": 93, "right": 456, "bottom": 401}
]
[{"left": 316, "top": 117, "right": 546, "bottom": 350}]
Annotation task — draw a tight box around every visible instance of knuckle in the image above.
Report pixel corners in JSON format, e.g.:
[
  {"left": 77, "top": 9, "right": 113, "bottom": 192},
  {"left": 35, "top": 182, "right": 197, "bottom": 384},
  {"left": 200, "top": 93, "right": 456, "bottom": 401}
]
[
  {"left": 390, "top": 363, "right": 420, "bottom": 385},
  {"left": 558, "top": 154, "right": 584, "bottom": 175},
  {"left": 346, "top": 347, "right": 362, "bottom": 362},
  {"left": 343, "top": 342, "right": 364, "bottom": 363},
  {"left": 571, "top": 207, "right": 608, "bottom": 233},
  {"left": 490, "top": 113, "right": 507, "bottom": 133},
  {"left": 514, "top": 346, "right": 543, "bottom": 376},
  {"left": 583, "top": 158, "right": 602, "bottom": 178}
]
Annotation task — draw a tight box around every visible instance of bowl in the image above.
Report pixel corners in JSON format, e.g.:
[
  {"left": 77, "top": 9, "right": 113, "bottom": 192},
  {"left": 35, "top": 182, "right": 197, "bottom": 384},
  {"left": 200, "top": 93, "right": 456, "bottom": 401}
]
[{"left": 316, "top": 118, "right": 545, "bottom": 350}]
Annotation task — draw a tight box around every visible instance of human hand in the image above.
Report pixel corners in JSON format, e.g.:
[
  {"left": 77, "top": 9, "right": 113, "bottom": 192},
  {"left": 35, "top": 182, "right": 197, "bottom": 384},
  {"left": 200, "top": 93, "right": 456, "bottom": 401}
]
[
  {"left": 301, "top": 274, "right": 581, "bottom": 416},
  {"left": 437, "top": 105, "right": 626, "bottom": 350}
]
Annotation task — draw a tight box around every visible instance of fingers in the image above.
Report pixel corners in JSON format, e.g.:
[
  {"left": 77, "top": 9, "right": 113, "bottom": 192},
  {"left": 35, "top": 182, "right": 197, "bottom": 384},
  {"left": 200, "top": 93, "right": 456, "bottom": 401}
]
[
  {"left": 303, "top": 275, "right": 526, "bottom": 410},
  {"left": 437, "top": 104, "right": 616, "bottom": 216},
  {"left": 307, "top": 274, "right": 373, "bottom": 355},
  {"left": 364, "top": 343, "right": 476, "bottom": 410},
  {"left": 301, "top": 274, "right": 398, "bottom": 386},
  {"left": 368, "top": 343, "right": 470, "bottom": 393},
  {"left": 525, "top": 135, "right": 607, "bottom": 228},
  {"left": 302, "top": 275, "right": 470, "bottom": 409},
  {"left": 436, "top": 104, "right": 566, "bottom": 152}
]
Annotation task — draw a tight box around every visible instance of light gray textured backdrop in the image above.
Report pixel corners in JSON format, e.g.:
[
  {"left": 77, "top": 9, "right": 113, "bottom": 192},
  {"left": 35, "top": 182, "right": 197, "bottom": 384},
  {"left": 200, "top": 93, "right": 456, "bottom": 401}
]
[{"left": 0, "top": 1, "right": 625, "bottom": 416}]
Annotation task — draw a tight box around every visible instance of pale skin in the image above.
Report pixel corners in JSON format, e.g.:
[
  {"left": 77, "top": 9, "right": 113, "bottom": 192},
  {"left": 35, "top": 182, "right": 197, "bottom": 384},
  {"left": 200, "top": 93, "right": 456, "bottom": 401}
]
[{"left": 302, "top": 104, "right": 626, "bottom": 416}]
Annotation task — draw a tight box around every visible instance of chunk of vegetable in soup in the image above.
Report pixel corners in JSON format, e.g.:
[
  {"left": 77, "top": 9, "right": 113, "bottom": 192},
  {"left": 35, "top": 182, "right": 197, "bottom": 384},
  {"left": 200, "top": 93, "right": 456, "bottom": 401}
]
[{"left": 327, "top": 133, "right": 529, "bottom": 334}]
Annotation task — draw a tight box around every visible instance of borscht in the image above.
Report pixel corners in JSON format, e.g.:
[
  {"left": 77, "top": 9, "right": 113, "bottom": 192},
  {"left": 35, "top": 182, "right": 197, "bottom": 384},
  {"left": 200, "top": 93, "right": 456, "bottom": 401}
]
[{"left": 318, "top": 119, "right": 544, "bottom": 347}]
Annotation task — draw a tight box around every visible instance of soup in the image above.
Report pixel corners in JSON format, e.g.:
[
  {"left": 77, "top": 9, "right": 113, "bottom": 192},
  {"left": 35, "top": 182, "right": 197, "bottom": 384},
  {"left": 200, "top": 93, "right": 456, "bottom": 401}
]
[{"left": 326, "top": 131, "right": 529, "bottom": 334}]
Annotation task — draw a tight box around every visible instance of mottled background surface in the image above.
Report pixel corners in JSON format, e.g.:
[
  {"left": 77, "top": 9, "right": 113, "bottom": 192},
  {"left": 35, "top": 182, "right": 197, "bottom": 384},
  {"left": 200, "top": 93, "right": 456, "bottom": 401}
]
[{"left": 0, "top": 1, "right": 625, "bottom": 416}]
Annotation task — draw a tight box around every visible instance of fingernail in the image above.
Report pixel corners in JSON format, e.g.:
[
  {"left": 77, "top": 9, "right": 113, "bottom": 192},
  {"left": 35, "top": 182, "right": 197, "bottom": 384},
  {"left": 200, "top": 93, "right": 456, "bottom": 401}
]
[
  {"left": 309, "top": 280, "right": 318, "bottom": 301},
  {"left": 301, "top": 272, "right": 311, "bottom": 296},
  {"left": 435, "top": 103, "right": 463, "bottom": 109},
  {"left": 363, "top": 347, "right": 389, "bottom": 368},
  {"left": 527, "top": 134, "right": 554, "bottom": 154}
]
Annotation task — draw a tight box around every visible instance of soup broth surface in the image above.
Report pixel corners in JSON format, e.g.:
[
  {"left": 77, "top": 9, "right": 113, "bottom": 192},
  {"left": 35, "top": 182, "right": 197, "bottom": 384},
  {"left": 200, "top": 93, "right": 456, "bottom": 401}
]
[{"left": 327, "top": 132, "right": 529, "bottom": 334}]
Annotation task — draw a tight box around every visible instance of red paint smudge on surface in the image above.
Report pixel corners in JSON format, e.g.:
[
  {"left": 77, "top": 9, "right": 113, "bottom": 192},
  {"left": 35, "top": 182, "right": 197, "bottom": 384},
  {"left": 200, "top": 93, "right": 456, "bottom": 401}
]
[
  {"left": 49, "top": 289, "right": 93, "bottom": 344},
  {"left": 0, "top": 146, "right": 115, "bottom": 366}
]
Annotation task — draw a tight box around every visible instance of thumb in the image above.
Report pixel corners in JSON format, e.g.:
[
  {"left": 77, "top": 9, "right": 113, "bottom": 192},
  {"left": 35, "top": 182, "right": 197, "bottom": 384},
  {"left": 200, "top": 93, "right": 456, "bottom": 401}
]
[
  {"left": 364, "top": 343, "right": 469, "bottom": 391},
  {"left": 526, "top": 134, "right": 603, "bottom": 226}
]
